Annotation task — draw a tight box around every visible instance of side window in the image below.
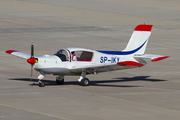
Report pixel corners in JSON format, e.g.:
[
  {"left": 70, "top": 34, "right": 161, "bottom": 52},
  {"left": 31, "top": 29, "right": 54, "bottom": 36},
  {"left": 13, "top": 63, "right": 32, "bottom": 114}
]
[{"left": 71, "top": 51, "right": 93, "bottom": 62}]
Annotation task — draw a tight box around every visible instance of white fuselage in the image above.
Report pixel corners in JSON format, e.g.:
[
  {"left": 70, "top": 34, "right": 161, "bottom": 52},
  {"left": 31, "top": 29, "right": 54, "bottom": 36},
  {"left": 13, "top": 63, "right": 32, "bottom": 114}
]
[{"left": 34, "top": 48, "right": 140, "bottom": 75}]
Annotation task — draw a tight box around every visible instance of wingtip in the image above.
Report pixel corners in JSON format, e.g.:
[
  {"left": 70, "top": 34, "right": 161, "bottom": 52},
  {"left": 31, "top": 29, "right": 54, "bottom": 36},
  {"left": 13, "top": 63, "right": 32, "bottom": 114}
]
[{"left": 6, "top": 50, "right": 19, "bottom": 54}]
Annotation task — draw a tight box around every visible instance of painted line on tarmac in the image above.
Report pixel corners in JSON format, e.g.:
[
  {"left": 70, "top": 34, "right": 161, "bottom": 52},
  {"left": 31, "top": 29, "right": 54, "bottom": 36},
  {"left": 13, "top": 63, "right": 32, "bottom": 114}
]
[
  {"left": 137, "top": 86, "right": 180, "bottom": 92},
  {"left": 0, "top": 103, "right": 65, "bottom": 120},
  {"left": 97, "top": 83, "right": 180, "bottom": 92}
]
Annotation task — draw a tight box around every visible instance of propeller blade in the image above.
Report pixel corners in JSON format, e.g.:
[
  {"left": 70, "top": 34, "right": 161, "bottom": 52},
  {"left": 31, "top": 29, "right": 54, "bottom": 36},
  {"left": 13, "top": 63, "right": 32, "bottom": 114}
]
[
  {"left": 31, "top": 41, "right": 34, "bottom": 58},
  {"left": 30, "top": 41, "right": 34, "bottom": 81},
  {"left": 30, "top": 65, "right": 33, "bottom": 81},
  {"left": 27, "top": 41, "right": 36, "bottom": 64}
]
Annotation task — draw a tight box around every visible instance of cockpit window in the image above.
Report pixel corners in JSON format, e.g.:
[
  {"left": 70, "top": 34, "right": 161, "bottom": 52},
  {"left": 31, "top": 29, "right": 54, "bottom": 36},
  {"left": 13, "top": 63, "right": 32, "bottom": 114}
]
[
  {"left": 54, "top": 49, "right": 69, "bottom": 62},
  {"left": 71, "top": 51, "right": 93, "bottom": 62}
]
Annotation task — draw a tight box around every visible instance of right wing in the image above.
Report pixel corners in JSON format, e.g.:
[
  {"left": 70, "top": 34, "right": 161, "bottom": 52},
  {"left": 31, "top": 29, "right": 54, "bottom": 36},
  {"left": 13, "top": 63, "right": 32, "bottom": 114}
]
[
  {"left": 69, "top": 63, "right": 117, "bottom": 74},
  {"left": 69, "top": 61, "right": 144, "bottom": 74},
  {"left": 6, "top": 50, "right": 31, "bottom": 59}
]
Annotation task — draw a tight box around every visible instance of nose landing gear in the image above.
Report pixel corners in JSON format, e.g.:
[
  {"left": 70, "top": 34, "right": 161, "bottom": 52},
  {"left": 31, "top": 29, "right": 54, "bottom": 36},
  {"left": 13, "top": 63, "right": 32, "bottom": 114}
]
[
  {"left": 39, "top": 81, "right": 45, "bottom": 87},
  {"left": 38, "top": 74, "right": 45, "bottom": 87}
]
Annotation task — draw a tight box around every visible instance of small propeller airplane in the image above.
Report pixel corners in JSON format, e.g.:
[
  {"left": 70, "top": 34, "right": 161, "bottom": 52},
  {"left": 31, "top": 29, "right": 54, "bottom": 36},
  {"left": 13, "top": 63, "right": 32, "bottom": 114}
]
[{"left": 6, "top": 24, "right": 169, "bottom": 87}]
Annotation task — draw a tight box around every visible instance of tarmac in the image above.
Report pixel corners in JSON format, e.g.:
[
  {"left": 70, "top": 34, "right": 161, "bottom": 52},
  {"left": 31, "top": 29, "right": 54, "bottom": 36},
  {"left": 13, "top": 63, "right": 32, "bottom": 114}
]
[{"left": 0, "top": 0, "right": 180, "bottom": 120}]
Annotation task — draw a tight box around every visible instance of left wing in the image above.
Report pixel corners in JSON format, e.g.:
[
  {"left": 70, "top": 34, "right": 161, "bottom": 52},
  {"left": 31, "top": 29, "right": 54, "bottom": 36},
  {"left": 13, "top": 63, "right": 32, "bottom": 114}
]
[{"left": 6, "top": 50, "right": 31, "bottom": 59}]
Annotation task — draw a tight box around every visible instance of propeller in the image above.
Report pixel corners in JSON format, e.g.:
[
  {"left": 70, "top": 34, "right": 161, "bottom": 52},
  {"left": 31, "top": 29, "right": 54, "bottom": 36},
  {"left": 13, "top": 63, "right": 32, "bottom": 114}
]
[{"left": 27, "top": 41, "right": 36, "bottom": 80}]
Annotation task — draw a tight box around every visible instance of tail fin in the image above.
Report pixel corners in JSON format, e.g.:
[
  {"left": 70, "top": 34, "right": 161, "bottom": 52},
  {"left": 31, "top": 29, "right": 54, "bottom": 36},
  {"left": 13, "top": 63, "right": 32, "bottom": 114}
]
[{"left": 123, "top": 24, "right": 153, "bottom": 55}]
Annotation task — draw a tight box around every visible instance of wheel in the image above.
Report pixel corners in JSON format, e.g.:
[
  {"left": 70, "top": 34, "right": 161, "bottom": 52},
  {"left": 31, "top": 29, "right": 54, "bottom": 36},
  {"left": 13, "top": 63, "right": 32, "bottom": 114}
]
[
  {"left": 39, "top": 81, "right": 45, "bottom": 87},
  {"left": 56, "top": 79, "right": 64, "bottom": 85},
  {"left": 81, "top": 78, "right": 89, "bottom": 86}
]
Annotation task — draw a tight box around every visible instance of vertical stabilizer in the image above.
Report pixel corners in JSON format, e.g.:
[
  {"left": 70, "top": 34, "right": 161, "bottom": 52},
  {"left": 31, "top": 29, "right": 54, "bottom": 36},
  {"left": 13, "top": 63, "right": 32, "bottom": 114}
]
[{"left": 123, "top": 24, "right": 153, "bottom": 55}]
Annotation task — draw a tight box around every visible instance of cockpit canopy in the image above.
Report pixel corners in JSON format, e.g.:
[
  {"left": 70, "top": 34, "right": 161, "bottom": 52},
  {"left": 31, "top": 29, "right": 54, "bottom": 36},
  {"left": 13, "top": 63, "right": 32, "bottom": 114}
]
[
  {"left": 54, "top": 49, "right": 69, "bottom": 62},
  {"left": 54, "top": 48, "right": 94, "bottom": 62}
]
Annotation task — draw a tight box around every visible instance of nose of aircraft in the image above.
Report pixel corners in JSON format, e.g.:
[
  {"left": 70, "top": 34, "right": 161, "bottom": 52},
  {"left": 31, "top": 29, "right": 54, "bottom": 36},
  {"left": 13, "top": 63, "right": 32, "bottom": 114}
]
[{"left": 27, "top": 57, "right": 35, "bottom": 64}]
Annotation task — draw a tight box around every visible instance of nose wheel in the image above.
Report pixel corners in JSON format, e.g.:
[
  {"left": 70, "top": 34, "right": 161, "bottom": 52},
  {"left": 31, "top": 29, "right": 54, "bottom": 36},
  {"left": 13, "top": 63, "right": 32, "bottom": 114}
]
[
  {"left": 38, "top": 74, "right": 45, "bottom": 87},
  {"left": 39, "top": 81, "right": 45, "bottom": 87}
]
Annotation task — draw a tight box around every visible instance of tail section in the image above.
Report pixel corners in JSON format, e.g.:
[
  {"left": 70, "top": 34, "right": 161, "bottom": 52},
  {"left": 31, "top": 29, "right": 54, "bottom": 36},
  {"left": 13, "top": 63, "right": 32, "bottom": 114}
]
[
  {"left": 123, "top": 24, "right": 153, "bottom": 55},
  {"left": 97, "top": 24, "right": 153, "bottom": 56}
]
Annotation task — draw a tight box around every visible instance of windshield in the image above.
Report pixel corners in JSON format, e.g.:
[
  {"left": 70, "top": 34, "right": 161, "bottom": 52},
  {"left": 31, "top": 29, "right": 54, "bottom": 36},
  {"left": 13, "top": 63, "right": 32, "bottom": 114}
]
[{"left": 54, "top": 49, "right": 69, "bottom": 62}]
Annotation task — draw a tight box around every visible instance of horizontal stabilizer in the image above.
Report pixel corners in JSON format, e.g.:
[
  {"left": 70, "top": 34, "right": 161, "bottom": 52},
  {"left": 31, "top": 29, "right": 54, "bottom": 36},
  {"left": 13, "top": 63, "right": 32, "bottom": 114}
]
[{"left": 134, "top": 54, "right": 169, "bottom": 62}]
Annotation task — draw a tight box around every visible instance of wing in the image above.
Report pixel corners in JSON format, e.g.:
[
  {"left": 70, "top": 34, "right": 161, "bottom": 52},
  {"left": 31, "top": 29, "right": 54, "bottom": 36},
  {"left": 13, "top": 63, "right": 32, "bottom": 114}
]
[
  {"left": 69, "top": 61, "right": 144, "bottom": 74},
  {"left": 134, "top": 54, "right": 169, "bottom": 62},
  {"left": 6, "top": 50, "right": 31, "bottom": 59},
  {"left": 69, "top": 63, "right": 117, "bottom": 74}
]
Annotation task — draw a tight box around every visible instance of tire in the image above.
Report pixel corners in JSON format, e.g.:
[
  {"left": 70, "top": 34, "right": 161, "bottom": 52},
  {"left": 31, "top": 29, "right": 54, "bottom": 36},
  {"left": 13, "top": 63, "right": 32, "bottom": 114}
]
[
  {"left": 39, "top": 81, "right": 45, "bottom": 87},
  {"left": 56, "top": 79, "right": 64, "bottom": 85},
  {"left": 81, "top": 78, "right": 89, "bottom": 86}
]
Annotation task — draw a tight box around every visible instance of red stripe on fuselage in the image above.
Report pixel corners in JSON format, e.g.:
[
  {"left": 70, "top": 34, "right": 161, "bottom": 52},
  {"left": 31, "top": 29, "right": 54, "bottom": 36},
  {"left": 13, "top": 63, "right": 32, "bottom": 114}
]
[{"left": 117, "top": 61, "right": 144, "bottom": 66}]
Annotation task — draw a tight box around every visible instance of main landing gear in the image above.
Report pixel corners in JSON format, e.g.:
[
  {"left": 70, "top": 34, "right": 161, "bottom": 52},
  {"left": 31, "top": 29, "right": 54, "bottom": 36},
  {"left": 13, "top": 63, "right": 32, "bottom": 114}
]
[
  {"left": 80, "top": 78, "right": 90, "bottom": 86},
  {"left": 78, "top": 70, "right": 90, "bottom": 86},
  {"left": 56, "top": 75, "right": 64, "bottom": 85}
]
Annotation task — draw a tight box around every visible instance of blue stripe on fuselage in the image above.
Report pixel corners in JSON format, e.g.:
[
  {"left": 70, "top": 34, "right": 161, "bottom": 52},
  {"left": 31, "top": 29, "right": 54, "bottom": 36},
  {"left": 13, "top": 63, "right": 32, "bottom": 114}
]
[{"left": 97, "top": 39, "right": 148, "bottom": 55}]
